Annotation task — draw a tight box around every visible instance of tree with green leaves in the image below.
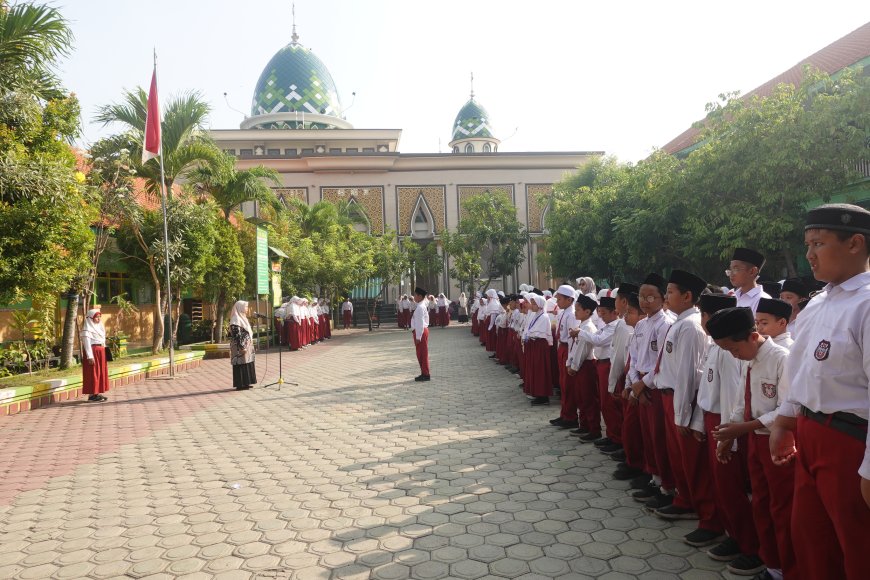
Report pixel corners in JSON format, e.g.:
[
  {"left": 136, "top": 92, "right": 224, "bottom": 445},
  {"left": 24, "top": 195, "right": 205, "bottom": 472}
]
[
  {"left": 202, "top": 218, "right": 245, "bottom": 341},
  {"left": 404, "top": 240, "right": 444, "bottom": 291},
  {"left": 95, "top": 88, "right": 221, "bottom": 196},
  {"left": 0, "top": 0, "right": 72, "bottom": 100},
  {"left": 440, "top": 230, "right": 481, "bottom": 294},
  {"left": 189, "top": 152, "right": 282, "bottom": 221}
]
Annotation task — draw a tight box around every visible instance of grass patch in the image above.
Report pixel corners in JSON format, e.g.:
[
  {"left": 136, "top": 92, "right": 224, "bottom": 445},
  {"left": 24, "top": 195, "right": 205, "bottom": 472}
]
[{"left": 0, "top": 352, "right": 171, "bottom": 389}]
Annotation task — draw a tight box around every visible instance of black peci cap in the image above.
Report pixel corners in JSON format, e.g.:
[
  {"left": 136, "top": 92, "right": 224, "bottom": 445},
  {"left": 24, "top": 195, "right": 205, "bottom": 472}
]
[
  {"left": 599, "top": 297, "right": 616, "bottom": 309},
  {"left": 760, "top": 280, "right": 782, "bottom": 299},
  {"left": 805, "top": 203, "right": 870, "bottom": 236},
  {"left": 617, "top": 283, "right": 640, "bottom": 296},
  {"left": 414, "top": 287, "right": 427, "bottom": 297},
  {"left": 699, "top": 294, "right": 736, "bottom": 315},
  {"left": 757, "top": 298, "right": 792, "bottom": 321},
  {"left": 732, "top": 248, "right": 765, "bottom": 268},
  {"left": 642, "top": 273, "right": 667, "bottom": 293},
  {"left": 668, "top": 270, "right": 707, "bottom": 297},
  {"left": 575, "top": 294, "right": 598, "bottom": 311},
  {"left": 797, "top": 298, "right": 811, "bottom": 312},
  {"left": 706, "top": 307, "right": 755, "bottom": 340},
  {"left": 626, "top": 293, "right": 641, "bottom": 311},
  {"left": 780, "top": 278, "right": 809, "bottom": 298}
]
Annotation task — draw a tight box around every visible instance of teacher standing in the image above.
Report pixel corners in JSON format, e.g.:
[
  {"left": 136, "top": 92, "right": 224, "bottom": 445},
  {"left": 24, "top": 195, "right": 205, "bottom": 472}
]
[{"left": 228, "top": 300, "right": 257, "bottom": 390}]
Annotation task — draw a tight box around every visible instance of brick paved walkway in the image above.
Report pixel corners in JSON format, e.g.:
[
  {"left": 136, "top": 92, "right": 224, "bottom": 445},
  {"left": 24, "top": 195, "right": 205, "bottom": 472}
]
[{"left": 0, "top": 326, "right": 733, "bottom": 579}]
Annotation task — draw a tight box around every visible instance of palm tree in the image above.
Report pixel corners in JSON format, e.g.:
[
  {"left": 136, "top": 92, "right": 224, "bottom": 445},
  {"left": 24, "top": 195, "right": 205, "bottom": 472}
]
[
  {"left": 95, "top": 88, "right": 221, "bottom": 196},
  {"left": 189, "top": 153, "right": 282, "bottom": 221},
  {"left": 96, "top": 89, "right": 220, "bottom": 353},
  {"left": 0, "top": 1, "right": 73, "bottom": 99}
]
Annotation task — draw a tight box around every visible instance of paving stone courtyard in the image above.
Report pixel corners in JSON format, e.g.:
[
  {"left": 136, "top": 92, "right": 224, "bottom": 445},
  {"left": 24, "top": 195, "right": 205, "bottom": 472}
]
[{"left": 0, "top": 325, "right": 739, "bottom": 580}]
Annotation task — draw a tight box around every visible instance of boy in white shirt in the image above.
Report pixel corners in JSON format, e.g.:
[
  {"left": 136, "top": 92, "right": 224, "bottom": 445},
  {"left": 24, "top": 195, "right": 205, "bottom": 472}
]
[
  {"left": 754, "top": 298, "right": 794, "bottom": 350},
  {"left": 566, "top": 294, "right": 600, "bottom": 437}
]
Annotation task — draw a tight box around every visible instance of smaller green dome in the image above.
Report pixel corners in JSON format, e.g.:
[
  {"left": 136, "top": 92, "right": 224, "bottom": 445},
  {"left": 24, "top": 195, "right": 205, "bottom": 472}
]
[{"left": 452, "top": 99, "right": 495, "bottom": 141}]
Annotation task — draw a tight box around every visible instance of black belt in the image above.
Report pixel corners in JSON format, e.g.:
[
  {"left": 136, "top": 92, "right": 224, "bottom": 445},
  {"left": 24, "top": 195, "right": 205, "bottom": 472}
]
[
  {"left": 559, "top": 341, "right": 569, "bottom": 346},
  {"left": 801, "top": 406, "right": 868, "bottom": 442},
  {"left": 597, "top": 358, "right": 610, "bottom": 363},
  {"left": 659, "top": 388, "right": 674, "bottom": 395}
]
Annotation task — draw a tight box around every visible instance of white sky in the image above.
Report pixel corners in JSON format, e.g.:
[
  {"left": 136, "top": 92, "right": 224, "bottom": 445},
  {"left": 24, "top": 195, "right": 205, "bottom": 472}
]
[{"left": 56, "top": 0, "right": 870, "bottom": 161}]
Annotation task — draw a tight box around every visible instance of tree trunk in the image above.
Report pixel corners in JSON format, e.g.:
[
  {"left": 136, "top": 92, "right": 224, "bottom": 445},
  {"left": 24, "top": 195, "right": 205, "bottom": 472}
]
[
  {"left": 152, "top": 286, "right": 164, "bottom": 354},
  {"left": 214, "top": 289, "right": 227, "bottom": 342},
  {"left": 59, "top": 290, "right": 80, "bottom": 369},
  {"left": 782, "top": 246, "right": 798, "bottom": 278}
]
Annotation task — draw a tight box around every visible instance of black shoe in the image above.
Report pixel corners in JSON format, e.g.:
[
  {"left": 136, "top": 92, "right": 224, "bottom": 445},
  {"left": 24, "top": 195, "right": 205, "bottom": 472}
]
[
  {"left": 644, "top": 492, "right": 673, "bottom": 510},
  {"left": 631, "top": 486, "right": 657, "bottom": 502},
  {"left": 489, "top": 354, "right": 498, "bottom": 358},
  {"left": 530, "top": 397, "right": 549, "bottom": 406},
  {"left": 510, "top": 368, "right": 520, "bottom": 374},
  {"left": 726, "top": 554, "right": 767, "bottom": 576},
  {"left": 518, "top": 383, "right": 525, "bottom": 389},
  {"left": 559, "top": 420, "right": 580, "bottom": 429},
  {"left": 683, "top": 528, "right": 725, "bottom": 547},
  {"left": 600, "top": 444, "right": 623, "bottom": 455},
  {"left": 549, "top": 417, "right": 565, "bottom": 426},
  {"left": 87, "top": 394, "right": 100, "bottom": 402},
  {"left": 748, "top": 571, "right": 774, "bottom": 580},
  {"left": 706, "top": 538, "right": 741, "bottom": 562},
  {"left": 654, "top": 504, "right": 697, "bottom": 520},
  {"left": 569, "top": 427, "right": 589, "bottom": 435},
  {"left": 610, "top": 450, "right": 627, "bottom": 462},
  {"left": 613, "top": 466, "right": 644, "bottom": 481},
  {"left": 593, "top": 437, "right": 613, "bottom": 448},
  {"left": 629, "top": 474, "right": 652, "bottom": 489},
  {"left": 414, "top": 374, "right": 431, "bottom": 382},
  {"left": 578, "top": 432, "right": 602, "bottom": 443}
]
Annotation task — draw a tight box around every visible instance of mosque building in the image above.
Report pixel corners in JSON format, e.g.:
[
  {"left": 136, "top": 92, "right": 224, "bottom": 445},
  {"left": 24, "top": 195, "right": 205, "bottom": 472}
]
[{"left": 211, "top": 24, "right": 601, "bottom": 299}]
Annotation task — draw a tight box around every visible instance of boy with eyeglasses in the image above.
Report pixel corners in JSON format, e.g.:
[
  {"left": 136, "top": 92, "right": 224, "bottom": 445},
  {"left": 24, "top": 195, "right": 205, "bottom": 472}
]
[{"left": 727, "top": 248, "right": 770, "bottom": 314}]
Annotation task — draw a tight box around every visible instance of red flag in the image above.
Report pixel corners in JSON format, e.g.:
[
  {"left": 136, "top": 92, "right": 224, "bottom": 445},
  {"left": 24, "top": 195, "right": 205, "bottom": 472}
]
[{"left": 142, "top": 66, "right": 161, "bottom": 164}]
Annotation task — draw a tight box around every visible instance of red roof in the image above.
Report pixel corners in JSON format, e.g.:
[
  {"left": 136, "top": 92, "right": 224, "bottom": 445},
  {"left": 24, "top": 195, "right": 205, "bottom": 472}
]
[{"left": 662, "top": 21, "right": 870, "bottom": 155}]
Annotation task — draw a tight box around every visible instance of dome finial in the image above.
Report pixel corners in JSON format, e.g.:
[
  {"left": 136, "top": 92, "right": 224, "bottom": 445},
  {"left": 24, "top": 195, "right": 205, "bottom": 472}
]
[
  {"left": 470, "top": 72, "right": 475, "bottom": 100},
  {"left": 291, "top": 2, "right": 299, "bottom": 44}
]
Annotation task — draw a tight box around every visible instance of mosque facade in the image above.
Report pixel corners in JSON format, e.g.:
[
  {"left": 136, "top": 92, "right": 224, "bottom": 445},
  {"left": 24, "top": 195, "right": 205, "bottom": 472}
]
[{"left": 211, "top": 28, "right": 602, "bottom": 300}]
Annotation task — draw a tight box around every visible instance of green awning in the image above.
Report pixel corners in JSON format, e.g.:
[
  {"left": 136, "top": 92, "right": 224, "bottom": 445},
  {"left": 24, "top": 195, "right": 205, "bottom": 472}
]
[{"left": 268, "top": 246, "right": 289, "bottom": 259}]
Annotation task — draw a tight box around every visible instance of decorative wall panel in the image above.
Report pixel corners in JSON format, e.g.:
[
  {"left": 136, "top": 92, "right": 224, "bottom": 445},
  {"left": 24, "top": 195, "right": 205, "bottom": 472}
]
[
  {"left": 321, "top": 186, "right": 385, "bottom": 233},
  {"left": 397, "top": 186, "right": 446, "bottom": 236},
  {"left": 526, "top": 184, "right": 553, "bottom": 234},
  {"left": 457, "top": 185, "right": 515, "bottom": 221}
]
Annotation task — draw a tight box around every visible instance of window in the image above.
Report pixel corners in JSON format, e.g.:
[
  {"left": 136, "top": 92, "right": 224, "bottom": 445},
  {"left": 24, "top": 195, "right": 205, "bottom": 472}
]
[
  {"left": 483, "top": 143, "right": 492, "bottom": 153},
  {"left": 267, "top": 148, "right": 280, "bottom": 156},
  {"left": 329, "top": 148, "right": 342, "bottom": 153},
  {"left": 96, "top": 272, "right": 133, "bottom": 305},
  {"left": 411, "top": 196, "right": 435, "bottom": 239},
  {"left": 465, "top": 143, "right": 474, "bottom": 154},
  {"left": 284, "top": 148, "right": 298, "bottom": 156},
  {"left": 452, "top": 146, "right": 459, "bottom": 153},
  {"left": 301, "top": 148, "right": 314, "bottom": 154}
]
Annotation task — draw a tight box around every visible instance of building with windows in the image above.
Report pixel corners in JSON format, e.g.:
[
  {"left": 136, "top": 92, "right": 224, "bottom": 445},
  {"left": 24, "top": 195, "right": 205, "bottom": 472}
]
[{"left": 211, "top": 26, "right": 601, "bottom": 299}]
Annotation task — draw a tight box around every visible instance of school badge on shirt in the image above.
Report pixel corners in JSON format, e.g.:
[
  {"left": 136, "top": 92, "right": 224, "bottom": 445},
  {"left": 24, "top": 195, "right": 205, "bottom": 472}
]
[
  {"left": 762, "top": 382, "right": 777, "bottom": 398},
  {"left": 814, "top": 340, "right": 831, "bottom": 361},
  {"left": 666, "top": 341, "right": 673, "bottom": 354},
  {"left": 651, "top": 340, "right": 658, "bottom": 352},
  {"left": 707, "top": 368, "right": 713, "bottom": 382}
]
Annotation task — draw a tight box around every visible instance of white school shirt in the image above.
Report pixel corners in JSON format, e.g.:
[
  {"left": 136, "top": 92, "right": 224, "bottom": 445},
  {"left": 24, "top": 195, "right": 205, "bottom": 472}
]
[
  {"left": 556, "top": 308, "right": 579, "bottom": 345},
  {"left": 652, "top": 308, "right": 706, "bottom": 427},
  {"left": 410, "top": 299, "right": 430, "bottom": 340},
  {"left": 522, "top": 311, "right": 553, "bottom": 345},
  {"left": 437, "top": 296, "right": 448, "bottom": 308},
  {"left": 771, "top": 332, "right": 794, "bottom": 350},
  {"left": 691, "top": 340, "right": 742, "bottom": 432},
  {"left": 730, "top": 338, "right": 790, "bottom": 435},
  {"left": 476, "top": 300, "right": 487, "bottom": 321},
  {"left": 578, "top": 318, "right": 618, "bottom": 360},
  {"left": 608, "top": 319, "right": 633, "bottom": 394},
  {"left": 567, "top": 319, "right": 597, "bottom": 371},
  {"left": 637, "top": 309, "right": 674, "bottom": 388},
  {"left": 342, "top": 300, "right": 353, "bottom": 313},
  {"left": 780, "top": 271, "right": 870, "bottom": 479},
  {"left": 735, "top": 285, "right": 770, "bottom": 314},
  {"left": 489, "top": 304, "right": 505, "bottom": 330},
  {"left": 786, "top": 319, "right": 797, "bottom": 339}
]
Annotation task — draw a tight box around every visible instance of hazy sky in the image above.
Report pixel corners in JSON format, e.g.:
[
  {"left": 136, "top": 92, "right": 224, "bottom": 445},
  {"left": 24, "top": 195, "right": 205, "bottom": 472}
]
[{"left": 56, "top": 0, "right": 870, "bottom": 161}]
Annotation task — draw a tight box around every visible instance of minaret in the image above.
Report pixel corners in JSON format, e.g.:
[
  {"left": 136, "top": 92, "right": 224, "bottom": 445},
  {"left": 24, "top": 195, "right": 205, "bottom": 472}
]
[
  {"left": 291, "top": 2, "right": 299, "bottom": 45},
  {"left": 448, "top": 73, "right": 499, "bottom": 154}
]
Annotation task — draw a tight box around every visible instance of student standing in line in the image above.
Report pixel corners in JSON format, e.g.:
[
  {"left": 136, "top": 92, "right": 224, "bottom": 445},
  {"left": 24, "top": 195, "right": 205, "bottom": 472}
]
[
  {"left": 755, "top": 298, "right": 794, "bottom": 350},
  {"left": 728, "top": 248, "right": 770, "bottom": 314},
  {"left": 566, "top": 294, "right": 600, "bottom": 437},
  {"left": 770, "top": 203, "right": 870, "bottom": 580},
  {"left": 777, "top": 279, "right": 808, "bottom": 339},
  {"left": 550, "top": 285, "right": 579, "bottom": 428},
  {"left": 410, "top": 287, "right": 431, "bottom": 382},
  {"left": 80, "top": 309, "right": 110, "bottom": 402}
]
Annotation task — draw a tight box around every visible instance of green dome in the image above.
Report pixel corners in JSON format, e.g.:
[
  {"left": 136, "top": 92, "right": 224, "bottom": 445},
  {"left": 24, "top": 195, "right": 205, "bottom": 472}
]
[
  {"left": 250, "top": 42, "right": 342, "bottom": 126},
  {"left": 452, "top": 99, "right": 495, "bottom": 141}
]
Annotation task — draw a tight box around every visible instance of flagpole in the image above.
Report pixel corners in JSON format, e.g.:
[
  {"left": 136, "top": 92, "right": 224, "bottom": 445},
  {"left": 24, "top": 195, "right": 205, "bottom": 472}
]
[{"left": 154, "top": 49, "right": 175, "bottom": 377}]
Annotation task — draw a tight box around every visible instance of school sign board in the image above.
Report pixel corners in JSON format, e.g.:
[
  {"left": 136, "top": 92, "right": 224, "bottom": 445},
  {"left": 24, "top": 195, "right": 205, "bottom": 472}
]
[{"left": 256, "top": 225, "right": 269, "bottom": 295}]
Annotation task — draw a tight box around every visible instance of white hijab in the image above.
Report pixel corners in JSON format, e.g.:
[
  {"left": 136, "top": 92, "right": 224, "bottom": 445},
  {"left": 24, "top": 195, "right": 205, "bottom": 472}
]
[
  {"left": 229, "top": 300, "right": 252, "bottom": 334},
  {"left": 81, "top": 309, "right": 106, "bottom": 344}
]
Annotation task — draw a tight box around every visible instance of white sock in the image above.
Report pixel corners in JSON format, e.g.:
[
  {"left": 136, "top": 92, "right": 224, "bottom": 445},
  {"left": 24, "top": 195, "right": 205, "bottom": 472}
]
[{"left": 767, "top": 569, "right": 783, "bottom": 580}]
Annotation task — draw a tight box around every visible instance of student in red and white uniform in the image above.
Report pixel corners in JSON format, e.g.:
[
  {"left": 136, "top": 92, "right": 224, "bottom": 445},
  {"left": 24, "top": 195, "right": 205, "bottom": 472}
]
[
  {"left": 728, "top": 248, "right": 771, "bottom": 314},
  {"left": 755, "top": 298, "right": 793, "bottom": 351},
  {"left": 550, "top": 285, "right": 580, "bottom": 428},
  {"left": 566, "top": 294, "right": 600, "bottom": 437},
  {"left": 341, "top": 297, "right": 353, "bottom": 330},
  {"left": 770, "top": 203, "right": 870, "bottom": 580},
  {"left": 522, "top": 294, "right": 554, "bottom": 406},
  {"left": 574, "top": 297, "right": 619, "bottom": 445},
  {"left": 410, "top": 287, "right": 431, "bottom": 382},
  {"left": 777, "top": 279, "right": 808, "bottom": 339}
]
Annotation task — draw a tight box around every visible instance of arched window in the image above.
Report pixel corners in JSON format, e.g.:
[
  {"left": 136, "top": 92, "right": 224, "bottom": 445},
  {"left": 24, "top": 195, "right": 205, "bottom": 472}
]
[
  {"left": 465, "top": 143, "right": 474, "bottom": 154},
  {"left": 347, "top": 198, "right": 371, "bottom": 234},
  {"left": 541, "top": 201, "right": 551, "bottom": 233},
  {"left": 410, "top": 195, "right": 435, "bottom": 239},
  {"left": 483, "top": 143, "right": 492, "bottom": 153},
  {"left": 452, "top": 146, "right": 459, "bottom": 154}
]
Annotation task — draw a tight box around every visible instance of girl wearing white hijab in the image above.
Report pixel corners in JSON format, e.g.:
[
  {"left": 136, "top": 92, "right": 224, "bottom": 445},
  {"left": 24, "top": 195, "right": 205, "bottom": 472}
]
[
  {"left": 458, "top": 292, "right": 469, "bottom": 324},
  {"left": 522, "top": 294, "right": 554, "bottom": 405},
  {"left": 81, "top": 308, "right": 109, "bottom": 402},
  {"left": 228, "top": 300, "right": 257, "bottom": 390}
]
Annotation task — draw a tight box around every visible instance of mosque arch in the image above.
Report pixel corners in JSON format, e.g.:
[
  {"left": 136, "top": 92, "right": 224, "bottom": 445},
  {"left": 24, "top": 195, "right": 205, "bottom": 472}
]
[
  {"left": 465, "top": 143, "right": 475, "bottom": 154},
  {"left": 410, "top": 194, "right": 436, "bottom": 239},
  {"left": 346, "top": 197, "right": 371, "bottom": 234}
]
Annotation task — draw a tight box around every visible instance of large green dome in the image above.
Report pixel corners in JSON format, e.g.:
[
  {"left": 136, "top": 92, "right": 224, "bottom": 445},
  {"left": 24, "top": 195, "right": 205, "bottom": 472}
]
[
  {"left": 248, "top": 41, "right": 344, "bottom": 129},
  {"left": 452, "top": 99, "right": 495, "bottom": 141}
]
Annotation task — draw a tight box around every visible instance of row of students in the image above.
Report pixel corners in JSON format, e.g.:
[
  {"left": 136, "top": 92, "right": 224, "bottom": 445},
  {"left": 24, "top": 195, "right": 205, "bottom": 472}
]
[
  {"left": 275, "top": 296, "right": 332, "bottom": 350},
  {"left": 398, "top": 293, "right": 453, "bottom": 328},
  {"left": 467, "top": 203, "right": 870, "bottom": 580}
]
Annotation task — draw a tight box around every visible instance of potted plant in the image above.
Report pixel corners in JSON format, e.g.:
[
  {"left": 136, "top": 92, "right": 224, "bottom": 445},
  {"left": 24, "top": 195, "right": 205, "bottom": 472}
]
[{"left": 107, "top": 293, "right": 138, "bottom": 359}]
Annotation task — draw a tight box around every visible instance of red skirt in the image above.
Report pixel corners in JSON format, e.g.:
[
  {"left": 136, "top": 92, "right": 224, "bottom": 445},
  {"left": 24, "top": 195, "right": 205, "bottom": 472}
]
[
  {"left": 479, "top": 316, "right": 489, "bottom": 345},
  {"left": 471, "top": 315, "right": 479, "bottom": 335},
  {"left": 324, "top": 315, "right": 332, "bottom": 338},
  {"left": 438, "top": 306, "right": 448, "bottom": 327},
  {"left": 523, "top": 338, "right": 553, "bottom": 397},
  {"left": 82, "top": 345, "right": 109, "bottom": 395}
]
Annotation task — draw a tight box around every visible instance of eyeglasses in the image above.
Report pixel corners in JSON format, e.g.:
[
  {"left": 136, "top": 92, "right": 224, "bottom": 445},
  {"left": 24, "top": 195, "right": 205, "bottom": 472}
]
[{"left": 725, "top": 267, "right": 747, "bottom": 276}]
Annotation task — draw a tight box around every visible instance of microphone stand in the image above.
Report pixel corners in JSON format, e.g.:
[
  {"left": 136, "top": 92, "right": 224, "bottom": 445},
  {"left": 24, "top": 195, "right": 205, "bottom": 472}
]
[{"left": 261, "top": 301, "right": 296, "bottom": 391}]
